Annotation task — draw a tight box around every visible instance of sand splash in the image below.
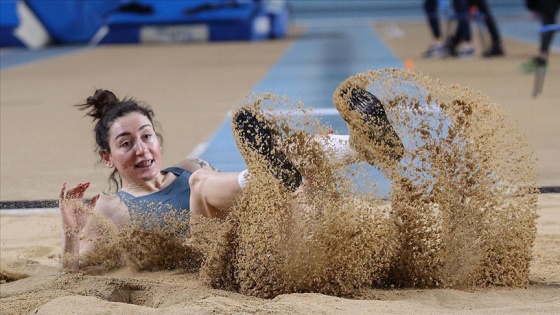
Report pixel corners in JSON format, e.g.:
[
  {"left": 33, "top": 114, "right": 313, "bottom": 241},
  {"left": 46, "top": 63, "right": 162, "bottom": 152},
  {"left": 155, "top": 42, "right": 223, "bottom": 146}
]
[{"left": 69, "top": 68, "right": 538, "bottom": 298}]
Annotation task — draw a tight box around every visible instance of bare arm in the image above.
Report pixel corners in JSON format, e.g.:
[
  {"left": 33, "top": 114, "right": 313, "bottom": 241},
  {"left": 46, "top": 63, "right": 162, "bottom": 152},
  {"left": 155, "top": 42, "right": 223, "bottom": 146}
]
[
  {"left": 59, "top": 183, "right": 98, "bottom": 269},
  {"left": 59, "top": 184, "right": 129, "bottom": 270}
]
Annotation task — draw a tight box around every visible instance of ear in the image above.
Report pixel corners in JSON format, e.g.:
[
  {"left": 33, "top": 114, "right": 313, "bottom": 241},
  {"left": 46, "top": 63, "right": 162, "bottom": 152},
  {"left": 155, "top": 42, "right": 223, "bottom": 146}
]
[{"left": 100, "top": 150, "right": 114, "bottom": 168}]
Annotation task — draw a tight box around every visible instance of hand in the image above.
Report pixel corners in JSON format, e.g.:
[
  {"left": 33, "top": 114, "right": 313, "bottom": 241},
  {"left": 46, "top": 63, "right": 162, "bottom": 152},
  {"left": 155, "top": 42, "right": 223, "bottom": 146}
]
[{"left": 59, "top": 182, "right": 99, "bottom": 237}]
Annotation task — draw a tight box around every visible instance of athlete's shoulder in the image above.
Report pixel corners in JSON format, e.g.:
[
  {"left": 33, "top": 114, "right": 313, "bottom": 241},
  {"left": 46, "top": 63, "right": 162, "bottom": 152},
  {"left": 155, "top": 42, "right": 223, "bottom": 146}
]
[
  {"left": 174, "top": 158, "right": 219, "bottom": 172},
  {"left": 93, "top": 193, "right": 129, "bottom": 225}
]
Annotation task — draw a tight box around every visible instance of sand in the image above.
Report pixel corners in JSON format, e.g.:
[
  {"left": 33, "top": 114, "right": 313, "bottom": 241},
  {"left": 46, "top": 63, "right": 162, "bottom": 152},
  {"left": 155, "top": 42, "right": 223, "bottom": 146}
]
[
  {"left": 2, "top": 20, "right": 560, "bottom": 314},
  {"left": 1, "top": 193, "right": 559, "bottom": 314}
]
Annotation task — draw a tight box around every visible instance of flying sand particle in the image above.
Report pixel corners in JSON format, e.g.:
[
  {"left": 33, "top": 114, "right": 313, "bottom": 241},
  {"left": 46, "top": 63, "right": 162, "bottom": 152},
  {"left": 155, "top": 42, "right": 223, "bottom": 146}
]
[{"left": 68, "top": 69, "right": 538, "bottom": 298}]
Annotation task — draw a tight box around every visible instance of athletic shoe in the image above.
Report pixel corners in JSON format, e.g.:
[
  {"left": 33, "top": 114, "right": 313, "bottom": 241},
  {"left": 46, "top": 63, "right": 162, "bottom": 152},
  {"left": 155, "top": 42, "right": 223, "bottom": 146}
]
[
  {"left": 456, "top": 46, "right": 475, "bottom": 58},
  {"left": 232, "top": 108, "right": 302, "bottom": 192},
  {"left": 422, "top": 43, "right": 447, "bottom": 59},
  {"left": 521, "top": 56, "right": 547, "bottom": 73},
  {"left": 338, "top": 88, "right": 404, "bottom": 165},
  {"left": 482, "top": 45, "right": 505, "bottom": 58}
]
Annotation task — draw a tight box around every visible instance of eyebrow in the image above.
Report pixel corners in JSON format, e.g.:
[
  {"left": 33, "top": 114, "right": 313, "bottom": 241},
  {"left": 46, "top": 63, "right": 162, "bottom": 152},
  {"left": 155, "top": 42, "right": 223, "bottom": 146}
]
[{"left": 114, "top": 124, "right": 152, "bottom": 140}]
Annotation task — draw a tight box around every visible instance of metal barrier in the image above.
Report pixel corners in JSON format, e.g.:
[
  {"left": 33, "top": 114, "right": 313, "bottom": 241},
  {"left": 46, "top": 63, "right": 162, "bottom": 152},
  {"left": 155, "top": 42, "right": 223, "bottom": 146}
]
[{"left": 533, "top": 24, "right": 560, "bottom": 97}]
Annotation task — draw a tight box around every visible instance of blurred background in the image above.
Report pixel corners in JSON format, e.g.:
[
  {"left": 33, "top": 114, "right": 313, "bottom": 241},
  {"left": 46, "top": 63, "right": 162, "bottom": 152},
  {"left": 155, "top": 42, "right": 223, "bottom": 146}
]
[
  {"left": 1, "top": 0, "right": 526, "bottom": 49},
  {"left": 1, "top": 0, "right": 558, "bottom": 206}
]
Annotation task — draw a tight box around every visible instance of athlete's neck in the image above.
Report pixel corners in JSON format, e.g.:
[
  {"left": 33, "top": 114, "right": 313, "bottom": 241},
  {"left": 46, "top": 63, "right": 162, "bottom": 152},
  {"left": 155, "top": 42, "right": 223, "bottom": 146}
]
[{"left": 121, "top": 172, "right": 169, "bottom": 195}]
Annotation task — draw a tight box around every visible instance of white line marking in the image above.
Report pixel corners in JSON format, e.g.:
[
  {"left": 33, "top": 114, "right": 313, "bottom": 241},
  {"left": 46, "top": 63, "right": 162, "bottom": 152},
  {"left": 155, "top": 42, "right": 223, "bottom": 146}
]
[
  {"left": 187, "top": 142, "right": 208, "bottom": 159},
  {"left": 0, "top": 208, "right": 58, "bottom": 216}
]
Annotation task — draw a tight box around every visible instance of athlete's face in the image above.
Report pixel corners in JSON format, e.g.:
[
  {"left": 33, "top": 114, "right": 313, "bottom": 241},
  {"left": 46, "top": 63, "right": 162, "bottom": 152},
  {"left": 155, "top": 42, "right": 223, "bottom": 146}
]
[{"left": 101, "top": 112, "right": 162, "bottom": 185}]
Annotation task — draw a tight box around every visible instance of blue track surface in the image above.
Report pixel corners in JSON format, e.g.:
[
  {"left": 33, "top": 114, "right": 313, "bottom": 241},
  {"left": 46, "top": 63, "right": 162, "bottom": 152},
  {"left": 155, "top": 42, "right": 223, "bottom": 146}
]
[{"left": 0, "top": 46, "right": 87, "bottom": 71}]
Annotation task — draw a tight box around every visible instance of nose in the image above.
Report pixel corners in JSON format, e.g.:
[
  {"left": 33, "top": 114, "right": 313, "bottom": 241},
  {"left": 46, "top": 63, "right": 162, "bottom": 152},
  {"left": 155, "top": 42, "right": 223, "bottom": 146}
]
[{"left": 134, "top": 140, "right": 149, "bottom": 155}]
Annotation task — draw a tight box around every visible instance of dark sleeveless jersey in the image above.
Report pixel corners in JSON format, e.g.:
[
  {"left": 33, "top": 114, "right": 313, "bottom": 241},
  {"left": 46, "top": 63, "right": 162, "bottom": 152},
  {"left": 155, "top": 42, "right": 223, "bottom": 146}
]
[{"left": 115, "top": 167, "right": 192, "bottom": 234}]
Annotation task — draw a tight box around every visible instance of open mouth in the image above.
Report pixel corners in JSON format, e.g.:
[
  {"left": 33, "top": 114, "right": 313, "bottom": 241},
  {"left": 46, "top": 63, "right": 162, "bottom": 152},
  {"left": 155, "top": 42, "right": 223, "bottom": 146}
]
[{"left": 135, "top": 159, "right": 154, "bottom": 168}]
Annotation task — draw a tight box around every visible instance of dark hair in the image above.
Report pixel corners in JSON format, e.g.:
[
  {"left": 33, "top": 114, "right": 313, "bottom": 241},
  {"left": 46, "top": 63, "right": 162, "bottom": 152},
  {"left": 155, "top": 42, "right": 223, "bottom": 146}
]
[{"left": 75, "top": 89, "right": 162, "bottom": 191}]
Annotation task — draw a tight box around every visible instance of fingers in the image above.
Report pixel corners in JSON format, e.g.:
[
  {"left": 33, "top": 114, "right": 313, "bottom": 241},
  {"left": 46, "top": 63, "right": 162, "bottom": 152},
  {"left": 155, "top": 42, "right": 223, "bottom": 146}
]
[
  {"left": 59, "top": 183, "right": 67, "bottom": 201},
  {"left": 90, "top": 194, "right": 100, "bottom": 208},
  {"left": 61, "top": 182, "right": 91, "bottom": 201},
  {"left": 65, "top": 182, "right": 90, "bottom": 200}
]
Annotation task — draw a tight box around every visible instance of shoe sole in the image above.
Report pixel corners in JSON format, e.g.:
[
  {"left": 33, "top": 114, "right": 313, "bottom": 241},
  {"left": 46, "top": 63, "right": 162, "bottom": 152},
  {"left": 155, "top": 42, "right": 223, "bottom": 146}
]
[
  {"left": 232, "top": 108, "right": 302, "bottom": 192},
  {"left": 336, "top": 88, "right": 404, "bottom": 165}
]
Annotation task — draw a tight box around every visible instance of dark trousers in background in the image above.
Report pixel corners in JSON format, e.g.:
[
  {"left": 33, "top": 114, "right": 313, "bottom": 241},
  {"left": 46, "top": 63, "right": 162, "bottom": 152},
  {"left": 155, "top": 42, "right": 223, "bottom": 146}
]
[
  {"left": 469, "top": 0, "right": 502, "bottom": 48},
  {"left": 451, "top": 0, "right": 472, "bottom": 46},
  {"left": 538, "top": 0, "right": 560, "bottom": 54},
  {"left": 424, "top": 0, "right": 442, "bottom": 39}
]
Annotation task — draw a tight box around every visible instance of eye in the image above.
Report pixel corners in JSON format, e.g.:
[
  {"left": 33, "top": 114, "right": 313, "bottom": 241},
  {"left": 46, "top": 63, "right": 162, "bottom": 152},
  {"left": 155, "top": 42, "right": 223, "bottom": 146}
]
[
  {"left": 144, "top": 133, "right": 152, "bottom": 139},
  {"left": 120, "top": 141, "right": 131, "bottom": 148}
]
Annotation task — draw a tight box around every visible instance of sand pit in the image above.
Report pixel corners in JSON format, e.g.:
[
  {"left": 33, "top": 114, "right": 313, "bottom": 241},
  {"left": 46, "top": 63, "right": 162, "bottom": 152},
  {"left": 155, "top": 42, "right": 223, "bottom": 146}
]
[{"left": 1, "top": 195, "right": 559, "bottom": 314}]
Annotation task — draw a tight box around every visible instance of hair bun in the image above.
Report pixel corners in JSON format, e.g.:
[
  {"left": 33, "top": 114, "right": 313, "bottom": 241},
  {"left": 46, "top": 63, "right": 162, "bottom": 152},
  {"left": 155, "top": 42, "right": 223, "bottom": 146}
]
[{"left": 77, "top": 89, "right": 119, "bottom": 120}]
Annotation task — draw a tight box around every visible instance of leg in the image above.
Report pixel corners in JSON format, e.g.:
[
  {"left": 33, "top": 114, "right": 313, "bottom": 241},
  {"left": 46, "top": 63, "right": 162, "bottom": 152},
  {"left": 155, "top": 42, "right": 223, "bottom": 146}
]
[
  {"left": 232, "top": 108, "right": 302, "bottom": 192},
  {"left": 425, "top": 0, "right": 442, "bottom": 40},
  {"left": 473, "top": 0, "right": 505, "bottom": 56},
  {"left": 335, "top": 87, "right": 404, "bottom": 168},
  {"left": 453, "top": 0, "right": 471, "bottom": 42},
  {"left": 538, "top": 0, "right": 559, "bottom": 59},
  {"left": 522, "top": 1, "right": 558, "bottom": 76},
  {"left": 312, "top": 134, "right": 360, "bottom": 166},
  {"left": 423, "top": 0, "right": 447, "bottom": 58},
  {"left": 450, "top": 0, "right": 474, "bottom": 57}
]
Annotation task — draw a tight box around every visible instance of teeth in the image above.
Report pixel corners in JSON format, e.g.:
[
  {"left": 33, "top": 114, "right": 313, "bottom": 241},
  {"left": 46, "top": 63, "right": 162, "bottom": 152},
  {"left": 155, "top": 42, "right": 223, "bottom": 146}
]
[{"left": 136, "top": 160, "right": 153, "bottom": 167}]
